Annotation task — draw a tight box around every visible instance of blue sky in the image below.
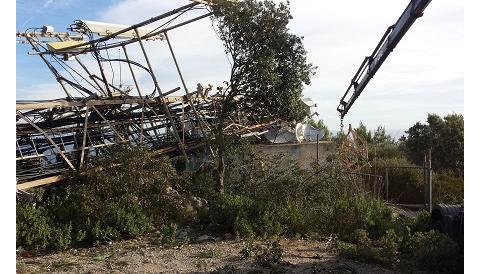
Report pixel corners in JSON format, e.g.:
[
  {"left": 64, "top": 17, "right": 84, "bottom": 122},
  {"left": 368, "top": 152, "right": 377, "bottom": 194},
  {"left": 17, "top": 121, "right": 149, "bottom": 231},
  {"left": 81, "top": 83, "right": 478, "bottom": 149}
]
[
  {"left": 16, "top": 0, "right": 464, "bottom": 138},
  {"left": 16, "top": 0, "right": 115, "bottom": 96}
]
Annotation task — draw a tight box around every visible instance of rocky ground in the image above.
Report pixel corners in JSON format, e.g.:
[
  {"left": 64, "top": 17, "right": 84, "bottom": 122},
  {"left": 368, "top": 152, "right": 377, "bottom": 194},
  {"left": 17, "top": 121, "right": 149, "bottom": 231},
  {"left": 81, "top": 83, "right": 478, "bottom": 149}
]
[{"left": 16, "top": 229, "right": 425, "bottom": 274}]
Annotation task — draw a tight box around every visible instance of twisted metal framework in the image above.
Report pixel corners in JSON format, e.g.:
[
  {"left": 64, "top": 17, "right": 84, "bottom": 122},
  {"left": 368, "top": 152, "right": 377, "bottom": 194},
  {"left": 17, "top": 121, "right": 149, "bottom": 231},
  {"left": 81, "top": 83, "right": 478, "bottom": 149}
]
[
  {"left": 338, "top": 124, "right": 370, "bottom": 171},
  {"left": 16, "top": 1, "right": 274, "bottom": 190}
]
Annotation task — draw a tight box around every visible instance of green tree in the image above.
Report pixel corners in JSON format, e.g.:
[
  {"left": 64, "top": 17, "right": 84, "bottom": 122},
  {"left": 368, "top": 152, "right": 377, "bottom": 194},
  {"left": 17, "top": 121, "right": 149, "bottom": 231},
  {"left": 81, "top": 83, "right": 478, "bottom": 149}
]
[
  {"left": 403, "top": 113, "right": 463, "bottom": 174},
  {"left": 305, "top": 118, "right": 331, "bottom": 140},
  {"left": 356, "top": 121, "right": 373, "bottom": 143},
  {"left": 211, "top": 0, "right": 316, "bottom": 192},
  {"left": 372, "top": 125, "right": 394, "bottom": 145}
]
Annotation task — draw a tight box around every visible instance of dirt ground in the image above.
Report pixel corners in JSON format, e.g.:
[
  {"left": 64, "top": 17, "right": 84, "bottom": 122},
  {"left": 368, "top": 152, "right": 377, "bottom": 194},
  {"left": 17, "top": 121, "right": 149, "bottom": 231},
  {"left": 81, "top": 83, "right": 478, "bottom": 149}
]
[{"left": 16, "top": 235, "right": 422, "bottom": 274}]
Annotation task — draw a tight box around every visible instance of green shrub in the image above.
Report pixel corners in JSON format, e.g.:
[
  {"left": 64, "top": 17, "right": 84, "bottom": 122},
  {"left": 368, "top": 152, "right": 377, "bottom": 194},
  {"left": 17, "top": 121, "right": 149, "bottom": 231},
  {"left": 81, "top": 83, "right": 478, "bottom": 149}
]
[
  {"left": 103, "top": 204, "right": 152, "bottom": 238},
  {"left": 75, "top": 229, "right": 87, "bottom": 243},
  {"left": 433, "top": 172, "right": 464, "bottom": 204},
  {"left": 337, "top": 241, "right": 383, "bottom": 263},
  {"left": 160, "top": 223, "right": 177, "bottom": 243},
  {"left": 254, "top": 240, "right": 283, "bottom": 268},
  {"left": 377, "top": 229, "right": 400, "bottom": 259},
  {"left": 51, "top": 223, "right": 72, "bottom": 250},
  {"left": 337, "top": 228, "right": 400, "bottom": 264},
  {"left": 16, "top": 145, "right": 192, "bottom": 251},
  {"left": 176, "top": 170, "right": 216, "bottom": 200},
  {"left": 90, "top": 220, "right": 120, "bottom": 243},
  {"left": 209, "top": 193, "right": 258, "bottom": 236},
  {"left": 323, "top": 196, "right": 397, "bottom": 241},
  {"left": 350, "top": 229, "right": 372, "bottom": 245},
  {"left": 16, "top": 202, "right": 53, "bottom": 250},
  {"left": 279, "top": 200, "right": 308, "bottom": 235},
  {"left": 210, "top": 191, "right": 316, "bottom": 238},
  {"left": 252, "top": 206, "right": 283, "bottom": 237},
  {"left": 158, "top": 223, "right": 188, "bottom": 247},
  {"left": 402, "top": 230, "right": 461, "bottom": 272},
  {"left": 412, "top": 210, "right": 432, "bottom": 233}
]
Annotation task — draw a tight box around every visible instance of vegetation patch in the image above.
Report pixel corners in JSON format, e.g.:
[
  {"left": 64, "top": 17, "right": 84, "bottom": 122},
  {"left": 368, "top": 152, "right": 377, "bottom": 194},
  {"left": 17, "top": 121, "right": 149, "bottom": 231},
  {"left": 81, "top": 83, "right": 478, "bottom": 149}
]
[{"left": 16, "top": 146, "right": 192, "bottom": 251}]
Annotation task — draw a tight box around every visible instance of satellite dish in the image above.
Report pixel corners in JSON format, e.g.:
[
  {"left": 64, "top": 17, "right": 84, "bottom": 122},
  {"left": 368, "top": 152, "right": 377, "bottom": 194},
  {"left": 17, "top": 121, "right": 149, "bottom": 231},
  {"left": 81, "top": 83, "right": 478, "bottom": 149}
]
[
  {"left": 296, "top": 123, "right": 324, "bottom": 142},
  {"left": 264, "top": 127, "right": 297, "bottom": 143}
]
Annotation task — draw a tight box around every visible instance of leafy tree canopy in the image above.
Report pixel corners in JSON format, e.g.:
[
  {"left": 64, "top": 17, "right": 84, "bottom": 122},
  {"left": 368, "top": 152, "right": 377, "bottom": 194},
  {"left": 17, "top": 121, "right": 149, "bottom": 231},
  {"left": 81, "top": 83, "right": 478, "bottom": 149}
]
[
  {"left": 354, "top": 122, "right": 394, "bottom": 145},
  {"left": 212, "top": 0, "right": 316, "bottom": 122},
  {"left": 372, "top": 125, "right": 395, "bottom": 145},
  {"left": 210, "top": 0, "right": 316, "bottom": 192},
  {"left": 356, "top": 121, "right": 373, "bottom": 144},
  {"left": 402, "top": 113, "right": 463, "bottom": 174}
]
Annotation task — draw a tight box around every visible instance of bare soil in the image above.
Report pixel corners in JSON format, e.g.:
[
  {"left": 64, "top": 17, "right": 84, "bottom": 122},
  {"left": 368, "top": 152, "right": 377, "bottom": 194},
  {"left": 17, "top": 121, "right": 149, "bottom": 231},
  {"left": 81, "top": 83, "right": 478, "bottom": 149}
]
[{"left": 16, "top": 236, "right": 422, "bottom": 274}]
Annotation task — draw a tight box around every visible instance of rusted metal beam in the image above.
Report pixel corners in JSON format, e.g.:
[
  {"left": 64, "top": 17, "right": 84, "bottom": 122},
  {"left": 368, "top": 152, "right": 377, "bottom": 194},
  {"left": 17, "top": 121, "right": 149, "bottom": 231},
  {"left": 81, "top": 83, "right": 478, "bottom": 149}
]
[
  {"left": 164, "top": 31, "right": 215, "bottom": 158},
  {"left": 79, "top": 107, "right": 89, "bottom": 168},
  {"left": 123, "top": 45, "right": 146, "bottom": 144},
  {"left": 135, "top": 28, "right": 188, "bottom": 160},
  {"left": 17, "top": 175, "right": 64, "bottom": 190},
  {"left": 16, "top": 93, "right": 190, "bottom": 110}
]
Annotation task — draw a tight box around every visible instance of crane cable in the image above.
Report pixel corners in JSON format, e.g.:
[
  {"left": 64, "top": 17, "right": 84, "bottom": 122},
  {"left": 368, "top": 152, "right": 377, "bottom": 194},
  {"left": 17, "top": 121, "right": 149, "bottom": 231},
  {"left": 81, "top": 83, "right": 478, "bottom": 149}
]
[{"left": 340, "top": 118, "right": 344, "bottom": 133}]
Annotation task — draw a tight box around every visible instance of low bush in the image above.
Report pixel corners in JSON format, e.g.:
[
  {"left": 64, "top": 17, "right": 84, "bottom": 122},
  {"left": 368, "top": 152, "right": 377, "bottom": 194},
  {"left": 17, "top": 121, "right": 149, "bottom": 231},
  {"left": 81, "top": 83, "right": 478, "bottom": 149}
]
[
  {"left": 412, "top": 210, "right": 433, "bottom": 232},
  {"left": 212, "top": 141, "right": 463, "bottom": 272},
  {"left": 16, "top": 145, "right": 191, "bottom": 251},
  {"left": 16, "top": 141, "right": 464, "bottom": 273},
  {"left": 323, "top": 196, "right": 398, "bottom": 241},
  {"left": 335, "top": 211, "right": 463, "bottom": 272},
  {"left": 209, "top": 193, "right": 257, "bottom": 237},
  {"left": 16, "top": 203, "right": 55, "bottom": 250},
  {"left": 254, "top": 240, "right": 283, "bottom": 268},
  {"left": 336, "top": 228, "right": 400, "bottom": 264},
  {"left": 240, "top": 239, "right": 284, "bottom": 268},
  {"left": 175, "top": 169, "right": 217, "bottom": 201},
  {"left": 433, "top": 172, "right": 464, "bottom": 204},
  {"left": 402, "top": 230, "right": 461, "bottom": 273},
  {"left": 158, "top": 223, "right": 188, "bottom": 247},
  {"left": 337, "top": 241, "right": 383, "bottom": 263}
]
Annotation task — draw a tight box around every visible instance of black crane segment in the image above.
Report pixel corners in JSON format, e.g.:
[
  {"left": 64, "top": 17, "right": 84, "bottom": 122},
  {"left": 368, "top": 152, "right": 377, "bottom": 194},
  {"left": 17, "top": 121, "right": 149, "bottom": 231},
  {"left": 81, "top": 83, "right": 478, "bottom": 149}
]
[{"left": 337, "top": 0, "right": 432, "bottom": 119}]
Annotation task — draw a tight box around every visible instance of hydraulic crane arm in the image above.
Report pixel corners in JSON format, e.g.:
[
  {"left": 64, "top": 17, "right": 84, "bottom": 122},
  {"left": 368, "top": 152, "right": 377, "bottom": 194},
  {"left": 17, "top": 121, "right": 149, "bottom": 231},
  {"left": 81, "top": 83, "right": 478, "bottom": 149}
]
[{"left": 337, "top": 0, "right": 432, "bottom": 119}]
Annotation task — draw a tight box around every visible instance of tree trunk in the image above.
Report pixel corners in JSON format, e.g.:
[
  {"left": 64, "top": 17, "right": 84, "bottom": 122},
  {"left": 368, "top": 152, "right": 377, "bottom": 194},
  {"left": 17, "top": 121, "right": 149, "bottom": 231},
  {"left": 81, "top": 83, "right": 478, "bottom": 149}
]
[
  {"left": 215, "top": 117, "right": 226, "bottom": 194},
  {"left": 216, "top": 149, "right": 225, "bottom": 194}
]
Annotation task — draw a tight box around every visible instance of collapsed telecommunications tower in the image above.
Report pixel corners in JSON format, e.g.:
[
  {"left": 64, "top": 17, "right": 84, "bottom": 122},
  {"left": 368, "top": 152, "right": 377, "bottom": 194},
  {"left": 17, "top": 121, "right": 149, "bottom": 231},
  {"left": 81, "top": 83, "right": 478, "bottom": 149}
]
[{"left": 16, "top": 1, "right": 278, "bottom": 190}]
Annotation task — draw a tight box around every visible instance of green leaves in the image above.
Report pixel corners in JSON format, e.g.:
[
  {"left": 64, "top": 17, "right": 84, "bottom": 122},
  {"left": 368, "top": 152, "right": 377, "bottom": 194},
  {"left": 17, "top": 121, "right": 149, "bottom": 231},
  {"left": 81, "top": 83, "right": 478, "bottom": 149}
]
[
  {"left": 212, "top": 0, "right": 315, "bottom": 122},
  {"left": 16, "top": 145, "right": 191, "bottom": 251},
  {"left": 403, "top": 113, "right": 464, "bottom": 174}
]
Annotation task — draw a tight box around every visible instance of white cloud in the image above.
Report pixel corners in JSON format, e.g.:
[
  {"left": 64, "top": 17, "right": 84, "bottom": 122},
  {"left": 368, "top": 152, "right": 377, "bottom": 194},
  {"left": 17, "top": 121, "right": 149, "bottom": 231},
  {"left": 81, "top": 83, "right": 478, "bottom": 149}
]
[
  {"left": 95, "top": 0, "right": 231, "bottom": 96},
  {"left": 42, "top": 0, "right": 54, "bottom": 9}
]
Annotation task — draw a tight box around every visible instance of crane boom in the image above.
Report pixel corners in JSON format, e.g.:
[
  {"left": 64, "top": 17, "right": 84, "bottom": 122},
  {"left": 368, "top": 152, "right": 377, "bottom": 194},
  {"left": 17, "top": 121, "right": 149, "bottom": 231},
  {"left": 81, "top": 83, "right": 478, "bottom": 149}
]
[{"left": 337, "top": 0, "right": 432, "bottom": 119}]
